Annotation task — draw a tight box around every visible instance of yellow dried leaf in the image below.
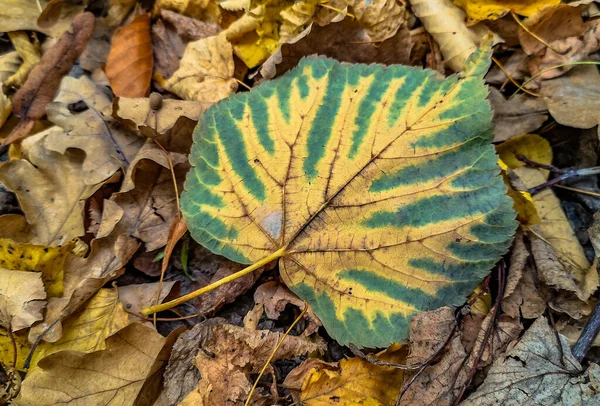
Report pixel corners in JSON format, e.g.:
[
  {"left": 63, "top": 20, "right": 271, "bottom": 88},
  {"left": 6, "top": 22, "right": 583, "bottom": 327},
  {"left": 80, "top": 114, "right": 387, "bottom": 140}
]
[
  {"left": 6, "top": 31, "right": 40, "bottom": 89},
  {"left": 161, "top": 34, "right": 238, "bottom": 103},
  {"left": 0, "top": 52, "right": 21, "bottom": 83},
  {"left": 0, "top": 87, "right": 11, "bottom": 130},
  {"left": 0, "top": 269, "right": 46, "bottom": 331},
  {"left": 27, "top": 287, "right": 130, "bottom": 370},
  {"left": 292, "top": 345, "right": 406, "bottom": 405},
  {"left": 452, "top": 0, "right": 562, "bottom": 25},
  {"left": 0, "top": 328, "right": 31, "bottom": 371},
  {"left": 16, "top": 323, "right": 173, "bottom": 405}
]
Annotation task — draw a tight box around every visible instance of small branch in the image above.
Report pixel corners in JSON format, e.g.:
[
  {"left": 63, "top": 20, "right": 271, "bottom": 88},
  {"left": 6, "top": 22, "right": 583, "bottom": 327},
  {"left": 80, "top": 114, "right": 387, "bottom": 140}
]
[{"left": 572, "top": 298, "right": 600, "bottom": 362}]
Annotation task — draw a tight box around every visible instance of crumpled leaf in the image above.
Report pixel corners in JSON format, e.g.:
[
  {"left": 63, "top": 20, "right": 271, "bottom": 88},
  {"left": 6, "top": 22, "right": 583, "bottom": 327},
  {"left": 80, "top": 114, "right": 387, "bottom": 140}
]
[
  {"left": 287, "top": 344, "right": 406, "bottom": 406},
  {"left": 27, "top": 287, "right": 131, "bottom": 370},
  {"left": 7, "top": 12, "right": 95, "bottom": 146},
  {"left": 0, "top": 269, "right": 46, "bottom": 331},
  {"left": 351, "top": 0, "right": 409, "bottom": 42},
  {"left": 488, "top": 87, "right": 548, "bottom": 142},
  {"left": 452, "top": 0, "right": 561, "bottom": 25},
  {"left": 45, "top": 75, "right": 145, "bottom": 185},
  {"left": 182, "top": 45, "right": 516, "bottom": 348},
  {"left": 169, "top": 318, "right": 325, "bottom": 405},
  {"left": 105, "top": 13, "right": 153, "bottom": 98},
  {"left": 0, "top": 131, "right": 105, "bottom": 246},
  {"left": 0, "top": 0, "right": 86, "bottom": 37},
  {"left": 16, "top": 323, "right": 177, "bottom": 406},
  {"left": 462, "top": 317, "right": 600, "bottom": 405},
  {"left": 410, "top": 0, "right": 497, "bottom": 71},
  {"left": 160, "top": 34, "right": 238, "bottom": 102},
  {"left": 5, "top": 31, "right": 40, "bottom": 89},
  {"left": 259, "top": 18, "right": 412, "bottom": 82}
]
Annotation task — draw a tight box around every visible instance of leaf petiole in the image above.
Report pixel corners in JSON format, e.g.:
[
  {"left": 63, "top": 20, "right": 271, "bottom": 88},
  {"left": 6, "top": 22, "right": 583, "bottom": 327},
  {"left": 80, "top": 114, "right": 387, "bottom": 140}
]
[{"left": 140, "top": 246, "right": 287, "bottom": 316}]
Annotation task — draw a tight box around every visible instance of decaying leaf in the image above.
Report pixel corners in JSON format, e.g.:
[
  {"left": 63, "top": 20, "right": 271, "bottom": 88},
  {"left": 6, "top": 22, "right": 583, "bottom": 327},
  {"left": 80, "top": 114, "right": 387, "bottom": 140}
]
[
  {"left": 410, "top": 0, "right": 496, "bottom": 71},
  {"left": 0, "top": 328, "right": 31, "bottom": 371},
  {"left": 462, "top": 317, "right": 600, "bottom": 405},
  {"left": 44, "top": 75, "right": 145, "bottom": 185},
  {"left": 351, "top": 0, "right": 410, "bottom": 42},
  {"left": 287, "top": 345, "right": 407, "bottom": 405},
  {"left": 0, "top": 51, "right": 21, "bottom": 84},
  {"left": 16, "top": 323, "right": 176, "bottom": 406},
  {"left": 0, "top": 0, "right": 85, "bottom": 37},
  {"left": 5, "top": 31, "right": 40, "bottom": 89},
  {"left": 27, "top": 287, "right": 131, "bottom": 370},
  {"left": 154, "top": 0, "right": 222, "bottom": 25},
  {"left": 452, "top": 0, "right": 562, "bottom": 25},
  {"left": 105, "top": 13, "right": 153, "bottom": 98},
  {"left": 0, "top": 270, "right": 46, "bottom": 331},
  {"left": 0, "top": 131, "right": 105, "bottom": 246},
  {"left": 160, "top": 34, "right": 238, "bottom": 102},
  {"left": 181, "top": 44, "right": 516, "bottom": 347}
]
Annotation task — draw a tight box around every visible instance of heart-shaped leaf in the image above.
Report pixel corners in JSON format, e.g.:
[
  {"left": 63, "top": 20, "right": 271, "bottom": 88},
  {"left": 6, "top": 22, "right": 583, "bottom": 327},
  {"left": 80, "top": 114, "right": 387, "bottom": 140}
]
[{"left": 181, "top": 47, "right": 516, "bottom": 348}]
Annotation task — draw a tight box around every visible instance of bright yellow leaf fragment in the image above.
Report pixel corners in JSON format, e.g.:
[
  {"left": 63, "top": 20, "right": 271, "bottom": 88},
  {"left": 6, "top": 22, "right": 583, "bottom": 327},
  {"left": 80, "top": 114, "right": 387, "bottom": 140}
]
[{"left": 452, "top": 0, "right": 562, "bottom": 25}]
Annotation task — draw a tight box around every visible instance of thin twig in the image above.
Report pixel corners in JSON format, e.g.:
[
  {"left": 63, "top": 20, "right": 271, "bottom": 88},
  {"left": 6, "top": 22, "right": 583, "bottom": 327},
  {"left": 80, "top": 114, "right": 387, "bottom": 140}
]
[
  {"left": 511, "top": 11, "right": 563, "bottom": 55},
  {"left": 491, "top": 57, "right": 540, "bottom": 97},
  {"left": 572, "top": 297, "right": 600, "bottom": 362}
]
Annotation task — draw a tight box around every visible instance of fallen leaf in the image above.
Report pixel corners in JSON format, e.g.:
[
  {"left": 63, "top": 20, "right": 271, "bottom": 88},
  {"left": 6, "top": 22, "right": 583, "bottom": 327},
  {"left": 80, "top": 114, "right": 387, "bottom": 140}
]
[
  {"left": 0, "top": 0, "right": 85, "bottom": 38},
  {"left": 162, "top": 318, "right": 325, "bottom": 405},
  {"left": 181, "top": 44, "right": 516, "bottom": 347},
  {"left": 410, "top": 0, "right": 497, "bottom": 71},
  {"left": 154, "top": 0, "right": 222, "bottom": 25},
  {"left": 0, "top": 328, "right": 31, "bottom": 371},
  {"left": 27, "top": 287, "right": 131, "bottom": 370},
  {"left": 452, "top": 0, "right": 562, "bottom": 25},
  {"left": 78, "top": 20, "right": 115, "bottom": 72},
  {"left": 44, "top": 75, "right": 145, "bottom": 185},
  {"left": 0, "top": 270, "right": 45, "bottom": 331},
  {"left": 104, "top": 0, "right": 138, "bottom": 26},
  {"left": 289, "top": 344, "right": 407, "bottom": 405},
  {"left": 7, "top": 12, "right": 95, "bottom": 146},
  {"left": 113, "top": 95, "right": 208, "bottom": 151},
  {"left": 0, "top": 51, "right": 21, "bottom": 84},
  {"left": 0, "top": 130, "right": 105, "bottom": 246},
  {"left": 462, "top": 316, "right": 600, "bottom": 405},
  {"left": 253, "top": 281, "right": 321, "bottom": 335},
  {"left": 0, "top": 86, "right": 11, "bottom": 130},
  {"left": 485, "top": 49, "right": 529, "bottom": 84},
  {"left": 351, "top": 0, "right": 410, "bottom": 42},
  {"left": 151, "top": 17, "right": 187, "bottom": 80},
  {"left": 487, "top": 87, "right": 548, "bottom": 142},
  {"left": 105, "top": 13, "right": 153, "bottom": 98},
  {"left": 5, "top": 31, "right": 40, "bottom": 89},
  {"left": 118, "top": 281, "right": 178, "bottom": 324},
  {"left": 259, "top": 18, "right": 412, "bottom": 82},
  {"left": 16, "top": 323, "right": 177, "bottom": 406},
  {"left": 159, "top": 9, "right": 221, "bottom": 41},
  {"left": 160, "top": 34, "right": 238, "bottom": 102},
  {"left": 541, "top": 65, "right": 600, "bottom": 130}
]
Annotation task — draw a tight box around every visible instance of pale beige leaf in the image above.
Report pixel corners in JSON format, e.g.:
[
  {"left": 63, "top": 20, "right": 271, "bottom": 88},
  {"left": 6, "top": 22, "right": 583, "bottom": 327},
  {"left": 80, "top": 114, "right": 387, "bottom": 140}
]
[
  {"left": 0, "top": 51, "right": 21, "bottom": 83},
  {"left": 0, "top": 86, "right": 11, "bottom": 130},
  {"left": 352, "top": 0, "right": 409, "bottom": 42},
  {"left": 161, "top": 34, "right": 237, "bottom": 103},
  {"left": 118, "top": 281, "right": 177, "bottom": 324},
  {"left": 0, "top": 0, "right": 85, "bottom": 37},
  {"left": 0, "top": 269, "right": 46, "bottom": 331}
]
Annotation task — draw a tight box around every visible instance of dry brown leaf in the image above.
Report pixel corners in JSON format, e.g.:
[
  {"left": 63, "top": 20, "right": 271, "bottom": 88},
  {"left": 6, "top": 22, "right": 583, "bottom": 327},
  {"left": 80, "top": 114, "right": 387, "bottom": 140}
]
[
  {"left": 0, "top": 52, "right": 22, "bottom": 84},
  {"left": 118, "top": 281, "right": 178, "bottom": 324},
  {"left": 113, "top": 95, "right": 208, "bottom": 152},
  {"left": 410, "top": 0, "right": 496, "bottom": 71},
  {"left": 253, "top": 281, "right": 321, "bottom": 335},
  {"left": 154, "top": 0, "right": 222, "bottom": 25},
  {"left": 161, "top": 318, "right": 325, "bottom": 405},
  {"left": 79, "top": 20, "right": 115, "bottom": 72},
  {"left": 161, "top": 34, "right": 238, "bottom": 102},
  {"left": 152, "top": 18, "right": 187, "bottom": 80},
  {"left": 27, "top": 287, "right": 131, "bottom": 370},
  {"left": 160, "top": 9, "right": 221, "bottom": 41},
  {"left": 44, "top": 75, "right": 145, "bottom": 185},
  {"left": 6, "top": 12, "right": 95, "bottom": 146},
  {"left": 287, "top": 344, "right": 407, "bottom": 406},
  {"left": 259, "top": 18, "right": 412, "bottom": 82},
  {"left": 351, "top": 0, "right": 409, "bottom": 42},
  {"left": 0, "top": 0, "right": 85, "bottom": 37},
  {"left": 5, "top": 31, "right": 40, "bottom": 89},
  {"left": 106, "top": 13, "right": 153, "bottom": 98},
  {"left": 16, "top": 323, "right": 177, "bottom": 406},
  {"left": 0, "top": 130, "right": 105, "bottom": 246},
  {"left": 0, "top": 270, "right": 46, "bottom": 331},
  {"left": 486, "top": 49, "right": 528, "bottom": 84},
  {"left": 104, "top": 0, "right": 138, "bottom": 26},
  {"left": 487, "top": 88, "right": 548, "bottom": 142}
]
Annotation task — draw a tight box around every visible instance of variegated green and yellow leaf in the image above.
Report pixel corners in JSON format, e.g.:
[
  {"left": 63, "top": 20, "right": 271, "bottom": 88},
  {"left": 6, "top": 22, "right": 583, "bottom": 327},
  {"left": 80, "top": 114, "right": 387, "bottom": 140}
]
[{"left": 181, "top": 47, "right": 516, "bottom": 348}]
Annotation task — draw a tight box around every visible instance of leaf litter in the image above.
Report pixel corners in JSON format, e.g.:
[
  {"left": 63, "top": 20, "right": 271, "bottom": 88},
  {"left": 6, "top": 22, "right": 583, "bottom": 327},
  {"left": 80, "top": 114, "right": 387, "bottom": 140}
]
[{"left": 1, "top": 1, "right": 600, "bottom": 405}]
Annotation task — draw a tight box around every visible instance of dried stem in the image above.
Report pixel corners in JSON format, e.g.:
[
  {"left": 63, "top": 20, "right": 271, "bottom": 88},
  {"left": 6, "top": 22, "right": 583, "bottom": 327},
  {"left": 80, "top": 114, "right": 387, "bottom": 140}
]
[{"left": 572, "top": 298, "right": 600, "bottom": 362}]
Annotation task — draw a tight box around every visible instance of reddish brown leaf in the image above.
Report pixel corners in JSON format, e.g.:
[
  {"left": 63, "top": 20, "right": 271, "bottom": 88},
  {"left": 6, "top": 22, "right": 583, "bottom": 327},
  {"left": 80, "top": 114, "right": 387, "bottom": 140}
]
[
  {"left": 5, "top": 12, "right": 94, "bottom": 146},
  {"left": 105, "top": 13, "right": 153, "bottom": 97}
]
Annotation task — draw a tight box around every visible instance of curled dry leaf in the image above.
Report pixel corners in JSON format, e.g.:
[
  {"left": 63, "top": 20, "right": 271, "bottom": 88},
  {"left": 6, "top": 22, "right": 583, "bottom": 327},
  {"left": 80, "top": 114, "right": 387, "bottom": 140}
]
[
  {"left": 253, "top": 281, "right": 322, "bottom": 335},
  {"left": 160, "top": 34, "right": 238, "bottom": 102},
  {"left": 45, "top": 75, "right": 146, "bottom": 185},
  {"left": 27, "top": 287, "right": 131, "bottom": 370},
  {"left": 16, "top": 323, "right": 177, "bottom": 406},
  {"left": 0, "top": 86, "right": 11, "bottom": 130},
  {"left": 0, "top": 270, "right": 46, "bottom": 331},
  {"left": 462, "top": 317, "right": 600, "bottom": 406},
  {"left": 7, "top": 12, "right": 95, "bottom": 146},
  {"left": 105, "top": 13, "right": 153, "bottom": 98},
  {"left": 6, "top": 31, "right": 40, "bottom": 89},
  {"left": 0, "top": 130, "right": 106, "bottom": 246},
  {"left": 410, "top": 0, "right": 496, "bottom": 71}
]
